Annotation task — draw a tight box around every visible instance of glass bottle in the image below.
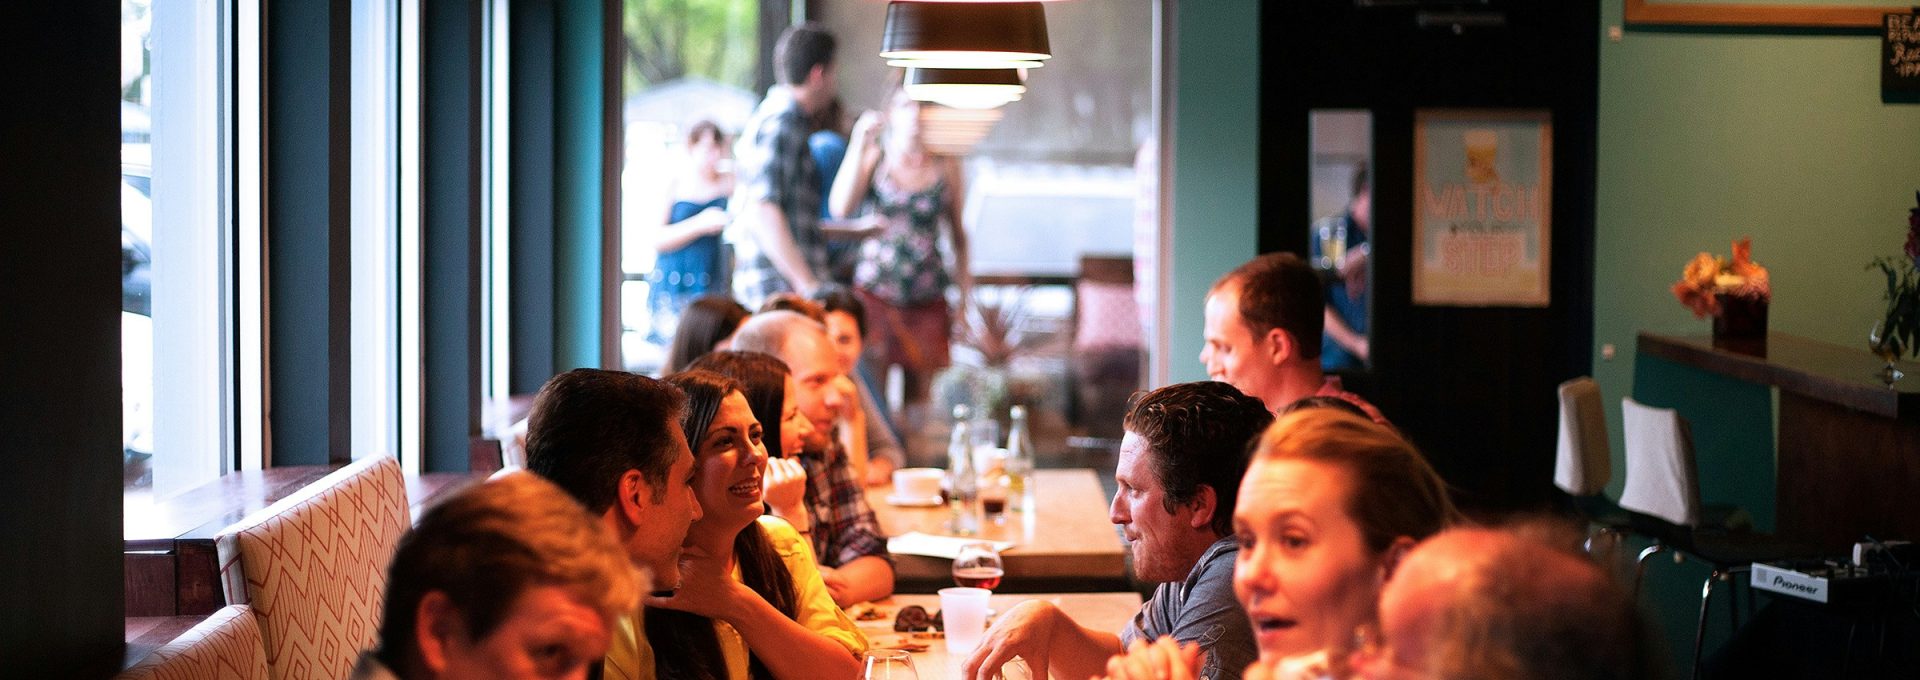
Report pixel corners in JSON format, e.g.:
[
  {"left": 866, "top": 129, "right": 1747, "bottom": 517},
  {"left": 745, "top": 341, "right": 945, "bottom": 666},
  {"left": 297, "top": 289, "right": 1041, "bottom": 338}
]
[
  {"left": 946, "top": 404, "right": 981, "bottom": 535},
  {"left": 1004, "top": 405, "right": 1036, "bottom": 513}
]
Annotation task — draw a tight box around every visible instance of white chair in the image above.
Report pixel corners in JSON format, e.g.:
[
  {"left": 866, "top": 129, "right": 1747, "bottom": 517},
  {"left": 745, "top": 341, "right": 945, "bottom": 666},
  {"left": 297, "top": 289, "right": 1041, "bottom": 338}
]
[
  {"left": 1618, "top": 398, "right": 1815, "bottom": 680},
  {"left": 1555, "top": 377, "right": 1612, "bottom": 496},
  {"left": 1555, "top": 378, "right": 1628, "bottom": 554}
]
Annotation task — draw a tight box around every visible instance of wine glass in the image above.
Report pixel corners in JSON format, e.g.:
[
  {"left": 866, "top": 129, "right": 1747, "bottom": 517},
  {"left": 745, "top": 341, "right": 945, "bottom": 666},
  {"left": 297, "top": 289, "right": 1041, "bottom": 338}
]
[
  {"left": 861, "top": 649, "right": 919, "bottom": 680},
  {"left": 953, "top": 541, "right": 1005, "bottom": 591},
  {"left": 1869, "top": 320, "right": 1905, "bottom": 384}
]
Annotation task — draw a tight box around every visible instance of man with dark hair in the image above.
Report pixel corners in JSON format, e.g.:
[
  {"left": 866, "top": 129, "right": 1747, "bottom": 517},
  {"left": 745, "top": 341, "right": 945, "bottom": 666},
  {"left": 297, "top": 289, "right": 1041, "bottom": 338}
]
[
  {"left": 964, "top": 381, "right": 1273, "bottom": 680},
  {"left": 733, "top": 22, "right": 866, "bottom": 308},
  {"left": 523, "top": 368, "right": 702, "bottom": 592},
  {"left": 1204, "top": 252, "right": 1386, "bottom": 422},
  {"left": 355, "top": 472, "right": 644, "bottom": 680}
]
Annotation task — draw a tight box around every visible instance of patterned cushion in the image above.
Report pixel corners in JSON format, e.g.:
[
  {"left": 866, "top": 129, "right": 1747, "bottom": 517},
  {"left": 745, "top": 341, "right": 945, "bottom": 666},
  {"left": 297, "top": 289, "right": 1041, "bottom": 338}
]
[
  {"left": 216, "top": 457, "right": 409, "bottom": 680},
  {"left": 117, "top": 605, "right": 270, "bottom": 680}
]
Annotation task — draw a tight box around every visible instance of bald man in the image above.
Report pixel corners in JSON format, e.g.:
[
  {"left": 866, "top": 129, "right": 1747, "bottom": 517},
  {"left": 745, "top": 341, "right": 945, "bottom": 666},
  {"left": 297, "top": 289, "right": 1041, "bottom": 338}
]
[{"left": 1350, "top": 524, "right": 1660, "bottom": 680}]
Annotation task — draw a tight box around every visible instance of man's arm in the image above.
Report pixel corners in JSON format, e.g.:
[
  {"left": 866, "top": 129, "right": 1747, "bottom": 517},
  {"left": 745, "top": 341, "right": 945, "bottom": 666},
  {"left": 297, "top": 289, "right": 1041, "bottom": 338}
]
[
  {"left": 749, "top": 200, "right": 821, "bottom": 295},
  {"left": 961, "top": 600, "right": 1125, "bottom": 680},
  {"left": 819, "top": 556, "right": 893, "bottom": 608},
  {"left": 1323, "top": 307, "right": 1369, "bottom": 361}
]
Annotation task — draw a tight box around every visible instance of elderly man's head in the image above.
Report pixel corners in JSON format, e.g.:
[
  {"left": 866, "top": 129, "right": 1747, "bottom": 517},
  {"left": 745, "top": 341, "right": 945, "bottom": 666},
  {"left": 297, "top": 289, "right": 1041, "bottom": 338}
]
[
  {"left": 1359, "top": 524, "right": 1658, "bottom": 680},
  {"left": 730, "top": 310, "right": 851, "bottom": 455},
  {"left": 1110, "top": 381, "right": 1274, "bottom": 583},
  {"left": 377, "top": 473, "right": 644, "bottom": 680}
]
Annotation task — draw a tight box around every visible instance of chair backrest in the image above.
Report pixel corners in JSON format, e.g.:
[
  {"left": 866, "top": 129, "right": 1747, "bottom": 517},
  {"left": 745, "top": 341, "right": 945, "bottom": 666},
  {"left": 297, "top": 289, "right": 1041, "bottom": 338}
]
[
  {"left": 116, "top": 605, "right": 271, "bottom": 680},
  {"left": 1617, "top": 398, "right": 1702, "bottom": 528},
  {"left": 216, "top": 456, "right": 409, "bottom": 680},
  {"left": 1553, "top": 377, "right": 1612, "bottom": 496}
]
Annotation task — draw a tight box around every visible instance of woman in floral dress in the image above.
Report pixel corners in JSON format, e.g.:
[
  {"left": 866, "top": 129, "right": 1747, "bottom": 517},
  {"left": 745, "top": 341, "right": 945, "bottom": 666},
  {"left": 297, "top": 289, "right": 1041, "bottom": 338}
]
[{"left": 828, "top": 86, "right": 972, "bottom": 421}]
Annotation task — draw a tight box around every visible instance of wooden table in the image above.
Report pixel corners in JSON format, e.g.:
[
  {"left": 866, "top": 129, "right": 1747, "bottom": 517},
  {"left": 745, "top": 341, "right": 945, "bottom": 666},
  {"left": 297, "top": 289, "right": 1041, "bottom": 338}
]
[
  {"left": 855, "top": 592, "right": 1143, "bottom": 679},
  {"left": 868, "top": 469, "right": 1129, "bottom": 592},
  {"left": 1638, "top": 332, "right": 1920, "bottom": 548}
]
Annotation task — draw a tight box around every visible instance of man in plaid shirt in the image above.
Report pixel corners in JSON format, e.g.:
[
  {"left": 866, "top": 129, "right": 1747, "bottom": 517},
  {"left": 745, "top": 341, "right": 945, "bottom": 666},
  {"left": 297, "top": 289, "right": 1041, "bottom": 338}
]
[
  {"left": 733, "top": 310, "right": 895, "bottom": 607},
  {"left": 732, "top": 23, "right": 839, "bottom": 309}
]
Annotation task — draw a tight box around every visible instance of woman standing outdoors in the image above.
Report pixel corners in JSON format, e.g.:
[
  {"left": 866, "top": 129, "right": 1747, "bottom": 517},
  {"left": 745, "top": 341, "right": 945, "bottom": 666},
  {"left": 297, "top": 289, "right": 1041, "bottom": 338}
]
[
  {"left": 647, "top": 120, "right": 735, "bottom": 342},
  {"left": 828, "top": 85, "right": 972, "bottom": 425}
]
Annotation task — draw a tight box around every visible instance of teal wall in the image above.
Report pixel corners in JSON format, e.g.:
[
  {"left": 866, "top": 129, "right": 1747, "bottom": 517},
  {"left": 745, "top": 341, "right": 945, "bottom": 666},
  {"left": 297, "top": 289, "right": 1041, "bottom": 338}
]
[
  {"left": 1594, "top": 2, "right": 1920, "bottom": 670},
  {"left": 1592, "top": 0, "right": 1920, "bottom": 506},
  {"left": 1168, "top": 0, "right": 1262, "bottom": 384}
]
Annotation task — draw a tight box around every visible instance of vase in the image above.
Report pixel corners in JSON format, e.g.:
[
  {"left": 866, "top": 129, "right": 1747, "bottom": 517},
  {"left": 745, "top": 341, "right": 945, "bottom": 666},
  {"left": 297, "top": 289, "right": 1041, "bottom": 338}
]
[
  {"left": 1869, "top": 320, "right": 1905, "bottom": 384},
  {"left": 1711, "top": 295, "right": 1768, "bottom": 354}
]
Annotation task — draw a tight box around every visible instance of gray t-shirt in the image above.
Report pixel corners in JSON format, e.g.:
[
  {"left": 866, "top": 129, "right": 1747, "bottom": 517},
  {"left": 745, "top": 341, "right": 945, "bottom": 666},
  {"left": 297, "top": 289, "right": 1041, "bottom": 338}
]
[{"left": 1120, "top": 536, "right": 1256, "bottom": 680}]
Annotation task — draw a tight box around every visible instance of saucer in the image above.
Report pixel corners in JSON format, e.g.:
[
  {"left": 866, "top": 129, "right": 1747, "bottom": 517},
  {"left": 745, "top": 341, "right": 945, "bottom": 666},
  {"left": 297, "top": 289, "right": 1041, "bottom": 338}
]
[{"left": 885, "top": 494, "right": 944, "bottom": 508}]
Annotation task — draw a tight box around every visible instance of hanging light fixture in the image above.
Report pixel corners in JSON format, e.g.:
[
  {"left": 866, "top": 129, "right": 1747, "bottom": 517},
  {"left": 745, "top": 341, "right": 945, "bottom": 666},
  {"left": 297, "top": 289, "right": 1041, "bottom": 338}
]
[
  {"left": 881, "top": 1, "right": 1051, "bottom": 70},
  {"left": 905, "top": 67, "right": 1026, "bottom": 110}
]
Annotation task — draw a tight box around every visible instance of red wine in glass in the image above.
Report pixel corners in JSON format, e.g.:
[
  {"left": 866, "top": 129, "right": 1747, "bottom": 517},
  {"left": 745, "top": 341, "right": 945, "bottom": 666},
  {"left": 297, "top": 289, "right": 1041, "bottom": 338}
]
[{"left": 952, "top": 566, "right": 1004, "bottom": 590}]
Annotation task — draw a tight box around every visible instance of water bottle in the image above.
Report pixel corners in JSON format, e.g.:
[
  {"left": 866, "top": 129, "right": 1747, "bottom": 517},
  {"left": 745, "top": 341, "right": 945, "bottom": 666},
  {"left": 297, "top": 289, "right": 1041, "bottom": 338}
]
[
  {"left": 947, "top": 405, "right": 981, "bottom": 535},
  {"left": 1005, "top": 405, "right": 1036, "bottom": 513}
]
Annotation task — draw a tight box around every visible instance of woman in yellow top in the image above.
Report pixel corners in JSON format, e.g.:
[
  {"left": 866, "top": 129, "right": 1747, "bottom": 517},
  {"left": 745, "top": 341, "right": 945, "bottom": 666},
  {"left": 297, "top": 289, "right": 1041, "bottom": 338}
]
[{"left": 606, "top": 368, "right": 864, "bottom": 680}]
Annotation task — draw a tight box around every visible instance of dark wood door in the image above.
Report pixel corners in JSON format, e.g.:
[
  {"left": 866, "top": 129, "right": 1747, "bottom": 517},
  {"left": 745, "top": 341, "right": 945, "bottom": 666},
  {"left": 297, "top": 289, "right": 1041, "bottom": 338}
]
[{"left": 1261, "top": 1, "right": 1600, "bottom": 514}]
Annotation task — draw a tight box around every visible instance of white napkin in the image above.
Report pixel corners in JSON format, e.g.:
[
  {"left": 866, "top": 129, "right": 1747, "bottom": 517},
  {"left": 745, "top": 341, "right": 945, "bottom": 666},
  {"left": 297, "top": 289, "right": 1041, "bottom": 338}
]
[{"left": 886, "top": 531, "right": 1015, "bottom": 559}]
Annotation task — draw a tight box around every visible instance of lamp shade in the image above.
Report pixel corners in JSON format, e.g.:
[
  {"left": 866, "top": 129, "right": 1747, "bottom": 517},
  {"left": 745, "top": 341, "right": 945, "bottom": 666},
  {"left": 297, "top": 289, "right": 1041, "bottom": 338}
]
[
  {"left": 904, "top": 67, "right": 1026, "bottom": 109},
  {"left": 881, "top": 1, "right": 1050, "bottom": 69}
]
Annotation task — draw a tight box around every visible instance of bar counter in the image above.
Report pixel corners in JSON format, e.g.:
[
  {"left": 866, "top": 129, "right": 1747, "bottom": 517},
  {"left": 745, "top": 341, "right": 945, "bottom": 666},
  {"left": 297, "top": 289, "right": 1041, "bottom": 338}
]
[{"left": 1637, "top": 331, "right": 1920, "bottom": 548}]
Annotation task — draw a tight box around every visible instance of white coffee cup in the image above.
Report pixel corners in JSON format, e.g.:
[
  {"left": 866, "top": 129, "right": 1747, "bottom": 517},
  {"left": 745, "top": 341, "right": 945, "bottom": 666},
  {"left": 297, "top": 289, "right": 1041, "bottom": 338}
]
[{"left": 892, "top": 467, "right": 944, "bottom": 501}]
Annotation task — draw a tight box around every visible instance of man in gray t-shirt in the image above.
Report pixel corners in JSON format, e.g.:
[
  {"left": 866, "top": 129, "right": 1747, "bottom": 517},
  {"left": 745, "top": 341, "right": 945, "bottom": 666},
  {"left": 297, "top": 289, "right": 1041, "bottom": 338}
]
[{"left": 962, "top": 382, "right": 1272, "bottom": 680}]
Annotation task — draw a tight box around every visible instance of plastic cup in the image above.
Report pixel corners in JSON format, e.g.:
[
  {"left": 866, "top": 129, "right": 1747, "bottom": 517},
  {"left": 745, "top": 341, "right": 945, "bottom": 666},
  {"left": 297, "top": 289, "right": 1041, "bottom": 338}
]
[{"left": 938, "top": 586, "right": 992, "bottom": 655}]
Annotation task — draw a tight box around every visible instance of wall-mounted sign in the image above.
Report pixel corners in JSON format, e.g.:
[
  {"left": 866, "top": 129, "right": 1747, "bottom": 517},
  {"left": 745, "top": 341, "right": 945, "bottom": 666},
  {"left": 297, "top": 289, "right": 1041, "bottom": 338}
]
[
  {"left": 1412, "top": 109, "right": 1552, "bottom": 308},
  {"left": 1886, "top": 12, "right": 1920, "bottom": 95}
]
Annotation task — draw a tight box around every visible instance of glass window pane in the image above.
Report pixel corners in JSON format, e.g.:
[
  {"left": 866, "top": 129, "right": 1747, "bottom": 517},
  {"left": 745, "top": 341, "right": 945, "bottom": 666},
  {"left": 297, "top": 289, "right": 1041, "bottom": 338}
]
[
  {"left": 122, "top": 0, "right": 231, "bottom": 509},
  {"left": 619, "top": 0, "right": 763, "bottom": 373}
]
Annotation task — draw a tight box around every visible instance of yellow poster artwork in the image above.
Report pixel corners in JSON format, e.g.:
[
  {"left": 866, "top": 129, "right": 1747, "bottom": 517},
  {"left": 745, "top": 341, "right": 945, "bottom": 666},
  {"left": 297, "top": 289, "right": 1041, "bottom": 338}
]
[{"left": 1412, "top": 109, "right": 1552, "bottom": 307}]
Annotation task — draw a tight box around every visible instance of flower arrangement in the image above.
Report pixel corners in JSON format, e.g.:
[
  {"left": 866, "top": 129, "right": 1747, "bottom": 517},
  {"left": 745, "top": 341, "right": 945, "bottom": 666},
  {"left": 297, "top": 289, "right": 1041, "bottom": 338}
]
[
  {"left": 1672, "top": 237, "right": 1771, "bottom": 319},
  {"left": 1865, "top": 191, "right": 1920, "bottom": 361}
]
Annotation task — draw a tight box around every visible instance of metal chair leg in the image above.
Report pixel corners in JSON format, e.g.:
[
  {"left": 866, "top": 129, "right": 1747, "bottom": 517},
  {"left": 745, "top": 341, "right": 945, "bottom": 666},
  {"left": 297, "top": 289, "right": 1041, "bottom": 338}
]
[
  {"left": 1634, "top": 542, "right": 1667, "bottom": 599},
  {"left": 1692, "top": 569, "right": 1721, "bottom": 680}
]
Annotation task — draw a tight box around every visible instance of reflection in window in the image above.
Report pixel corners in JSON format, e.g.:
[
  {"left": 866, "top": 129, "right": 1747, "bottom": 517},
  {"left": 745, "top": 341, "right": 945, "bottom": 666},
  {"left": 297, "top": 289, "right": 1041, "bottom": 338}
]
[
  {"left": 122, "top": 0, "right": 233, "bottom": 508},
  {"left": 1309, "top": 110, "right": 1373, "bottom": 372}
]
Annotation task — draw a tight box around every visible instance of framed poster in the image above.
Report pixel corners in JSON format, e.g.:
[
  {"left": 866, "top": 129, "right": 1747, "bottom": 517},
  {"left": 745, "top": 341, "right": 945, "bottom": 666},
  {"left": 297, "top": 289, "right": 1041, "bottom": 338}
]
[
  {"left": 1412, "top": 109, "right": 1552, "bottom": 307},
  {"left": 1624, "top": 0, "right": 1904, "bottom": 29}
]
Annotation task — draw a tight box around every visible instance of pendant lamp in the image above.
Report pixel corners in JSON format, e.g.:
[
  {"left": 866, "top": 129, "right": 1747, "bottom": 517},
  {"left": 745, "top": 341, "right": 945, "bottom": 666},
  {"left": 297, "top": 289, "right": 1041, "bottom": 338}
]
[
  {"left": 881, "top": 1, "right": 1050, "bottom": 70},
  {"left": 905, "top": 67, "right": 1026, "bottom": 110}
]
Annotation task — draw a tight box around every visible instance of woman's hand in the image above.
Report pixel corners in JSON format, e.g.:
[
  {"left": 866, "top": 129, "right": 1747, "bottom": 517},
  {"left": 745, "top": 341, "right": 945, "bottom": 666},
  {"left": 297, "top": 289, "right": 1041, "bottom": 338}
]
[
  {"left": 762, "top": 457, "right": 809, "bottom": 528},
  {"left": 1099, "top": 637, "right": 1202, "bottom": 680},
  {"left": 851, "top": 110, "right": 885, "bottom": 149},
  {"left": 693, "top": 206, "right": 730, "bottom": 236}
]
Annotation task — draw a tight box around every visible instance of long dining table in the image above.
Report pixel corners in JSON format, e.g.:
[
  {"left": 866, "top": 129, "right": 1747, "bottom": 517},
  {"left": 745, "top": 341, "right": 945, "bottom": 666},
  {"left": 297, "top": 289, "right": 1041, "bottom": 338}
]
[
  {"left": 866, "top": 468, "right": 1130, "bottom": 592},
  {"left": 854, "top": 591, "right": 1144, "bottom": 679}
]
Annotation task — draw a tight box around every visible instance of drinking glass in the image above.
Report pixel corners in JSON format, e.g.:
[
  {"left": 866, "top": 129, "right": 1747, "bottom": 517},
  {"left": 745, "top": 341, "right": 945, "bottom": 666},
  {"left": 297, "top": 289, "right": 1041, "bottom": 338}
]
[
  {"left": 861, "top": 649, "right": 919, "bottom": 680},
  {"left": 938, "top": 586, "right": 993, "bottom": 655},
  {"left": 1869, "top": 320, "right": 1905, "bottom": 384},
  {"left": 952, "top": 541, "right": 1005, "bottom": 591}
]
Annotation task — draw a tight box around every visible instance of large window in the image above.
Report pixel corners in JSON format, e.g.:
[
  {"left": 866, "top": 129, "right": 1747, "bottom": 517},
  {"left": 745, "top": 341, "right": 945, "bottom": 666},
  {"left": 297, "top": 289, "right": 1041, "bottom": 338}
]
[
  {"left": 618, "top": 0, "right": 764, "bottom": 372},
  {"left": 121, "top": 0, "right": 235, "bottom": 508}
]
